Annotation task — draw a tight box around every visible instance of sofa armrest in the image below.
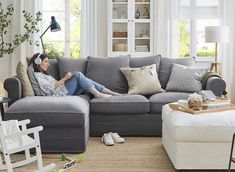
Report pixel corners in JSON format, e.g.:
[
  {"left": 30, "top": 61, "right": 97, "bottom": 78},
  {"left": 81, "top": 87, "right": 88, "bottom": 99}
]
[
  {"left": 204, "top": 77, "right": 226, "bottom": 97},
  {"left": 4, "top": 76, "right": 23, "bottom": 106}
]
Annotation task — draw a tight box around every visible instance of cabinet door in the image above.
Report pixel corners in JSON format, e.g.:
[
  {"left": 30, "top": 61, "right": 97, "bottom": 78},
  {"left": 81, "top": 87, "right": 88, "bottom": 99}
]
[
  {"left": 132, "top": 0, "right": 153, "bottom": 56},
  {"left": 108, "top": 0, "right": 129, "bottom": 56}
]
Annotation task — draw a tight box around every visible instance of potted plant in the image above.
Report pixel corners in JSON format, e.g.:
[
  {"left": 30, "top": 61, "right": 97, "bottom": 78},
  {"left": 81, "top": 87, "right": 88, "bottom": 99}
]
[{"left": 0, "top": 2, "right": 42, "bottom": 58}]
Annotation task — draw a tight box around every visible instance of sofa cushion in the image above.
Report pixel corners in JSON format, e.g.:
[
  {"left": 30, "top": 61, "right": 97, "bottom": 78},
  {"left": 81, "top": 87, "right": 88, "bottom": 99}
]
[
  {"left": 27, "top": 59, "right": 59, "bottom": 96},
  {"left": 27, "top": 65, "right": 45, "bottom": 96},
  {"left": 86, "top": 55, "right": 130, "bottom": 93},
  {"left": 159, "top": 57, "right": 195, "bottom": 88},
  {"left": 149, "top": 92, "right": 190, "bottom": 114},
  {"left": 130, "top": 55, "right": 161, "bottom": 73},
  {"left": 120, "top": 64, "right": 162, "bottom": 95},
  {"left": 166, "top": 64, "right": 208, "bottom": 92},
  {"left": 47, "top": 59, "right": 60, "bottom": 80},
  {"left": 57, "top": 57, "right": 87, "bottom": 79},
  {"left": 90, "top": 95, "right": 150, "bottom": 114},
  {"left": 16, "top": 61, "right": 35, "bottom": 96},
  {"left": 5, "top": 96, "right": 89, "bottom": 127}
]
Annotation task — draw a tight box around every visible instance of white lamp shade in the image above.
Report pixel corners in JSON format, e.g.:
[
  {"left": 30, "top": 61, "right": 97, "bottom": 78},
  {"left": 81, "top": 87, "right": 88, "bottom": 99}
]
[{"left": 205, "top": 26, "right": 229, "bottom": 43}]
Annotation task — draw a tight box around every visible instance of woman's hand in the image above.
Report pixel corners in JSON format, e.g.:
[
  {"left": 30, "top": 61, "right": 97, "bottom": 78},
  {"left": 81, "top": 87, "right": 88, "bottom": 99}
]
[
  {"left": 64, "top": 72, "right": 73, "bottom": 81},
  {"left": 55, "top": 72, "right": 73, "bottom": 90}
]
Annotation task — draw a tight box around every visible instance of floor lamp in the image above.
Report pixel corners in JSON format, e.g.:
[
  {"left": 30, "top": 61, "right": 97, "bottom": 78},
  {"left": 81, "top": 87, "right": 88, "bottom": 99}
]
[
  {"left": 205, "top": 26, "right": 229, "bottom": 75},
  {"left": 40, "top": 16, "right": 61, "bottom": 53}
]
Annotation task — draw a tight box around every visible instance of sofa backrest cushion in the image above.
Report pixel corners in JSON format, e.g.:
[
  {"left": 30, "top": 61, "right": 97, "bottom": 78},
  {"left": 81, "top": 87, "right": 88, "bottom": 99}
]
[
  {"left": 27, "top": 64, "right": 45, "bottom": 96},
  {"left": 165, "top": 63, "right": 208, "bottom": 92},
  {"left": 129, "top": 55, "right": 161, "bottom": 73},
  {"left": 47, "top": 59, "right": 60, "bottom": 80},
  {"left": 57, "top": 57, "right": 87, "bottom": 79},
  {"left": 16, "top": 61, "right": 35, "bottom": 96},
  {"left": 158, "top": 57, "right": 195, "bottom": 88},
  {"left": 86, "top": 55, "right": 130, "bottom": 93},
  {"left": 27, "top": 59, "right": 59, "bottom": 96}
]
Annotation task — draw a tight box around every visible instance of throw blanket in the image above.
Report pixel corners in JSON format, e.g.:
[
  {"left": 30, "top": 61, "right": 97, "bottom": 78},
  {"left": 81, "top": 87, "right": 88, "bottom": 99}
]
[{"left": 201, "top": 71, "right": 221, "bottom": 89}]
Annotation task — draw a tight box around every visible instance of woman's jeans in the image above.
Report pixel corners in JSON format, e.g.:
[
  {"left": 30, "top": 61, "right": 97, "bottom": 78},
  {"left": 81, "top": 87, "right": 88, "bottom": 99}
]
[{"left": 65, "top": 71, "right": 104, "bottom": 95}]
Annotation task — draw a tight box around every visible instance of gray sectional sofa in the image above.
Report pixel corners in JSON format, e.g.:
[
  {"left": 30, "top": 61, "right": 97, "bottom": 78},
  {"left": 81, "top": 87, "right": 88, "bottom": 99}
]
[{"left": 4, "top": 55, "right": 226, "bottom": 153}]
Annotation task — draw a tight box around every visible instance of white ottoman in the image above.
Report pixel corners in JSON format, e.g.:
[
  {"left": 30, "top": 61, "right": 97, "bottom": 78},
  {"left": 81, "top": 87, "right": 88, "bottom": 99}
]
[{"left": 162, "top": 104, "right": 235, "bottom": 170}]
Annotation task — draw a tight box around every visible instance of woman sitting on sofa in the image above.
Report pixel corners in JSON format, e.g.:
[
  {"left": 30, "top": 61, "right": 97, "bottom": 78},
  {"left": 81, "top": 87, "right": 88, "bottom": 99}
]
[{"left": 29, "top": 53, "right": 121, "bottom": 98}]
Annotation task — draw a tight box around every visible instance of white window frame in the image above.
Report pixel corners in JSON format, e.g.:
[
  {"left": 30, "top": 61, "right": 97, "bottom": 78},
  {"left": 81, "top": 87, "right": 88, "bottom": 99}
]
[
  {"left": 180, "top": 0, "right": 219, "bottom": 61},
  {"left": 41, "top": 0, "right": 81, "bottom": 58}
]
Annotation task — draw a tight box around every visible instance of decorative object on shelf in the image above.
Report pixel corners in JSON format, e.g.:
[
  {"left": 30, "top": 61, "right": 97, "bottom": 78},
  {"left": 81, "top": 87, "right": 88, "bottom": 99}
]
[
  {"left": 138, "top": 29, "right": 149, "bottom": 38},
  {"left": 205, "top": 26, "right": 229, "bottom": 75},
  {"left": 0, "top": 2, "right": 42, "bottom": 58},
  {"left": 120, "top": 11, "right": 127, "bottom": 19},
  {"left": 142, "top": 7, "right": 150, "bottom": 19},
  {"left": 135, "top": 45, "right": 148, "bottom": 52},
  {"left": 113, "top": 43, "right": 127, "bottom": 51},
  {"left": 113, "top": 32, "right": 127, "bottom": 37},
  {"left": 113, "top": 7, "right": 119, "bottom": 19},
  {"left": 135, "top": 9, "right": 141, "bottom": 19},
  {"left": 188, "top": 93, "right": 203, "bottom": 111},
  {"left": 40, "top": 16, "right": 61, "bottom": 53}
]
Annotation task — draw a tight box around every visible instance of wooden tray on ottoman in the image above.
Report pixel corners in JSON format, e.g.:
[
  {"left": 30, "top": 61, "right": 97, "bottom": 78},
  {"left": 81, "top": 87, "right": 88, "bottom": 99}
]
[{"left": 169, "top": 103, "right": 235, "bottom": 115}]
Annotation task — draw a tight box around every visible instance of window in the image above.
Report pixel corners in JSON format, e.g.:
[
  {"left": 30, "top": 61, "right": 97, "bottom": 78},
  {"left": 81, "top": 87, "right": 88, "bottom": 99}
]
[
  {"left": 179, "top": 0, "right": 219, "bottom": 58},
  {"left": 42, "top": 0, "right": 81, "bottom": 58}
]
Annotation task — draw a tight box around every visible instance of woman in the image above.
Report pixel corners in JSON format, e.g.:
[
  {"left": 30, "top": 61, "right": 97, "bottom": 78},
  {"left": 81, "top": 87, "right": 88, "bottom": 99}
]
[{"left": 29, "top": 53, "right": 121, "bottom": 98}]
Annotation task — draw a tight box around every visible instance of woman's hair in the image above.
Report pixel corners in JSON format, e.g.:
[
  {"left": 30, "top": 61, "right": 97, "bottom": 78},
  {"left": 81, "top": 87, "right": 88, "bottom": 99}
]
[{"left": 28, "top": 53, "right": 48, "bottom": 73}]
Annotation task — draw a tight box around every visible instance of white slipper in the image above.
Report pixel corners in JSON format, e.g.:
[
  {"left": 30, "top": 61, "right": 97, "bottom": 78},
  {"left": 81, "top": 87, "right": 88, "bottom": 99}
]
[
  {"left": 110, "top": 132, "right": 125, "bottom": 143},
  {"left": 101, "top": 133, "right": 114, "bottom": 146}
]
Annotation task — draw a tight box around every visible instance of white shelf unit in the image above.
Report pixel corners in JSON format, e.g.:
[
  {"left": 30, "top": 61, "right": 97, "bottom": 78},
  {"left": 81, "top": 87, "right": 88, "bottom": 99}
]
[{"left": 108, "top": 0, "right": 153, "bottom": 57}]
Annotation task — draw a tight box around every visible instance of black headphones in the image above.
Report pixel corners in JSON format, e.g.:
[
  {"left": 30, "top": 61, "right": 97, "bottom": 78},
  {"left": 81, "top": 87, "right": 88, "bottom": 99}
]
[{"left": 34, "top": 53, "right": 42, "bottom": 65}]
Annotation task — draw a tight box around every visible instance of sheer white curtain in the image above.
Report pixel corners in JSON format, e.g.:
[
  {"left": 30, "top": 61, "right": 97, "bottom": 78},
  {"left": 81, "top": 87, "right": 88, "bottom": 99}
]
[
  {"left": 219, "top": 0, "right": 235, "bottom": 102},
  {"left": 154, "top": 0, "right": 180, "bottom": 57},
  {"left": 81, "top": 0, "right": 98, "bottom": 58},
  {"left": 10, "top": 0, "right": 41, "bottom": 75}
]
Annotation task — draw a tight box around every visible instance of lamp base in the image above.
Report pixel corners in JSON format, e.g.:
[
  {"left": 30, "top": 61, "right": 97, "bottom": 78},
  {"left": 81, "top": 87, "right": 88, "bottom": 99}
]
[{"left": 210, "top": 62, "right": 221, "bottom": 75}]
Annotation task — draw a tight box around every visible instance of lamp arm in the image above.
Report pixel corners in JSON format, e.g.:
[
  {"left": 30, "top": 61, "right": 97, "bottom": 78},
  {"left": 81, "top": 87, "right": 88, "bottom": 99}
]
[{"left": 40, "top": 24, "right": 51, "bottom": 53}]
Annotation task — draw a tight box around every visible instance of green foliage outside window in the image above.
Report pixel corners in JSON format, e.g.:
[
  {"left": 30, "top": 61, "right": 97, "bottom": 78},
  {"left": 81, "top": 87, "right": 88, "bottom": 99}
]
[
  {"left": 44, "top": 43, "right": 64, "bottom": 59},
  {"left": 179, "top": 20, "right": 190, "bottom": 57}
]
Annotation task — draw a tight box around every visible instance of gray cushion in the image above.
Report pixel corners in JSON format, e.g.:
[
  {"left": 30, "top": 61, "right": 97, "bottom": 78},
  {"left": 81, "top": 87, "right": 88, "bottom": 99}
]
[
  {"left": 149, "top": 92, "right": 190, "bottom": 113},
  {"left": 5, "top": 96, "right": 89, "bottom": 127},
  {"left": 90, "top": 95, "right": 150, "bottom": 114},
  {"left": 130, "top": 55, "right": 161, "bottom": 73},
  {"left": 158, "top": 57, "right": 195, "bottom": 88},
  {"left": 57, "top": 57, "right": 87, "bottom": 79},
  {"left": 27, "top": 65, "right": 44, "bottom": 96},
  {"left": 86, "top": 55, "right": 130, "bottom": 93},
  {"left": 27, "top": 59, "right": 59, "bottom": 96},
  {"left": 166, "top": 64, "right": 208, "bottom": 92},
  {"left": 47, "top": 59, "right": 60, "bottom": 80}
]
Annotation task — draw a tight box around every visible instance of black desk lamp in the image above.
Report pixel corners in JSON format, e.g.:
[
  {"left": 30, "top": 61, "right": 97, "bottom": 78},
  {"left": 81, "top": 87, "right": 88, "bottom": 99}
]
[{"left": 40, "top": 16, "right": 61, "bottom": 53}]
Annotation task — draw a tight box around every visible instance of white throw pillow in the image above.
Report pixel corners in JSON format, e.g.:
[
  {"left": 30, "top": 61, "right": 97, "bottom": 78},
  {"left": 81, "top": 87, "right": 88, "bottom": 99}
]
[
  {"left": 120, "top": 64, "right": 162, "bottom": 95},
  {"left": 166, "top": 63, "right": 208, "bottom": 92}
]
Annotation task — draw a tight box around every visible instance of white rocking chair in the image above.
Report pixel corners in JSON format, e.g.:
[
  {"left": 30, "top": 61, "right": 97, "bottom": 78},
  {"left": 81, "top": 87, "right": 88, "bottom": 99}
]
[{"left": 0, "top": 119, "right": 55, "bottom": 172}]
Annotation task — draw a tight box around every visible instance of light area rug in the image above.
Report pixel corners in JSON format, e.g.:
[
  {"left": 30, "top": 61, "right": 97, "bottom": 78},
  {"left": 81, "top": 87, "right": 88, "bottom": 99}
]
[
  {"left": 9, "top": 137, "right": 226, "bottom": 172},
  {"left": 12, "top": 137, "right": 173, "bottom": 172}
]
